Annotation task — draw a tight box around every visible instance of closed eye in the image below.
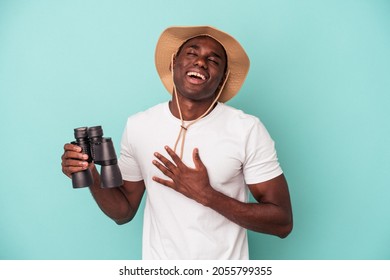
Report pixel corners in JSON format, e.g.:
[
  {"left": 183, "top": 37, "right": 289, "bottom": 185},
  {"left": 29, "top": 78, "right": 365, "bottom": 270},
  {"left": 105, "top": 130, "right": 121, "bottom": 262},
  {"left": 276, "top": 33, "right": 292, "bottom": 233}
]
[{"left": 208, "top": 57, "right": 220, "bottom": 65}]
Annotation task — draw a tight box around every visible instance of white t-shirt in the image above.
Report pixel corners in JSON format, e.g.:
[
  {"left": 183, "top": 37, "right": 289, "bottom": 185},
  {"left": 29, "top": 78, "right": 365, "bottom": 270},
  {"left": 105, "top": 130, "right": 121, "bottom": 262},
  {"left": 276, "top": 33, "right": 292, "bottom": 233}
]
[{"left": 118, "top": 102, "right": 282, "bottom": 259}]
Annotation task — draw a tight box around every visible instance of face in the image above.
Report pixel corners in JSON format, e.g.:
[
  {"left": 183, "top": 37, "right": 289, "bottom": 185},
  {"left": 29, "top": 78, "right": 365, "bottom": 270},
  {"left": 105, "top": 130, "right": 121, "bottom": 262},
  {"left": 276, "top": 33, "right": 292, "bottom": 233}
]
[{"left": 172, "top": 36, "right": 227, "bottom": 102}]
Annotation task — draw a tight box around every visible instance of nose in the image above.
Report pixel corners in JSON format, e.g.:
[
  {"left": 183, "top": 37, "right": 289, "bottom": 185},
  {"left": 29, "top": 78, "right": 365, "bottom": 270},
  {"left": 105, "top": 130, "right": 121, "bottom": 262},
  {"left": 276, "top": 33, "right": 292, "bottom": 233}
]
[{"left": 194, "top": 56, "right": 208, "bottom": 69}]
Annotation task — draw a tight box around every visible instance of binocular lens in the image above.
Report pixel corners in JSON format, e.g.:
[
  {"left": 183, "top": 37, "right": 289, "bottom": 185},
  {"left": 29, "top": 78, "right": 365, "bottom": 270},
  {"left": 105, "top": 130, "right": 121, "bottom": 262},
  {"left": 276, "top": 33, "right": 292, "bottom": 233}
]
[
  {"left": 74, "top": 127, "right": 88, "bottom": 139},
  {"left": 88, "top": 126, "right": 103, "bottom": 139}
]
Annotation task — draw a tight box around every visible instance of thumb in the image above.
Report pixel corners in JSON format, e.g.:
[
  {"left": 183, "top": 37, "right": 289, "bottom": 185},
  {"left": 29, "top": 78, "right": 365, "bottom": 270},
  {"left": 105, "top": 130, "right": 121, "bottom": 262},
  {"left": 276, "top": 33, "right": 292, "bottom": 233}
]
[{"left": 192, "top": 148, "right": 204, "bottom": 169}]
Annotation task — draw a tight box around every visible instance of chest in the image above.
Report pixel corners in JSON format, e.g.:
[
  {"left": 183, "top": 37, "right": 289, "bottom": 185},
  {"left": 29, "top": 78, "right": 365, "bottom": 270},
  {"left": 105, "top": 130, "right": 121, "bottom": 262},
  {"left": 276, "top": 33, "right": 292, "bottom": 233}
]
[{"left": 133, "top": 122, "right": 246, "bottom": 192}]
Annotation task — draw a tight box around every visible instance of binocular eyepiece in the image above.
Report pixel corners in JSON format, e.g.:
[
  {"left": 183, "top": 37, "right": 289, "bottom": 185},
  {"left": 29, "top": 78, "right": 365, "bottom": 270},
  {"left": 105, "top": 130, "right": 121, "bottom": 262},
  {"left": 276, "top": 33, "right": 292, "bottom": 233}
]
[{"left": 71, "top": 126, "right": 123, "bottom": 189}]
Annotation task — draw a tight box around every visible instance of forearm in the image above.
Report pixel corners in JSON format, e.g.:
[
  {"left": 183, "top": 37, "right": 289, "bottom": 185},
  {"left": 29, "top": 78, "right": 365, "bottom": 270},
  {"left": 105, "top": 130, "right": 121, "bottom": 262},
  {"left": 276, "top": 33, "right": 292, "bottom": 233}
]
[
  {"left": 203, "top": 188, "right": 293, "bottom": 238},
  {"left": 88, "top": 166, "right": 135, "bottom": 224}
]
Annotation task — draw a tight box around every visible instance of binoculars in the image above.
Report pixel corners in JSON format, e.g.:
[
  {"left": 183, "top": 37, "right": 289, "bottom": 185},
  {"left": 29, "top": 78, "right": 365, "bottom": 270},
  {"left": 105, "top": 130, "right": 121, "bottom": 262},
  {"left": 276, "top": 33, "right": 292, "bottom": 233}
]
[{"left": 71, "top": 126, "right": 123, "bottom": 189}]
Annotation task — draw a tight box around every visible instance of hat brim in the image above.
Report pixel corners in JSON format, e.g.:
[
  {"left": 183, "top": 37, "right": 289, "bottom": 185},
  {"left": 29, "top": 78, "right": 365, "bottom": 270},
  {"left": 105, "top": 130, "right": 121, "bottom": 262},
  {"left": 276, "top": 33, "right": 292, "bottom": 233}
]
[{"left": 155, "top": 26, "right": 250, "bottom": 103}]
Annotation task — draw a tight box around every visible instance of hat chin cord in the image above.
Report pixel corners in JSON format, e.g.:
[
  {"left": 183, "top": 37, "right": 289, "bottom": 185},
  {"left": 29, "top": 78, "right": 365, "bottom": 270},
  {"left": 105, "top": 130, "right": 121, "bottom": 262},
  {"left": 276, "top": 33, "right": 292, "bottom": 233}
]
[{"left": 171, "top": 54, "right": 230, "bottom": 159}]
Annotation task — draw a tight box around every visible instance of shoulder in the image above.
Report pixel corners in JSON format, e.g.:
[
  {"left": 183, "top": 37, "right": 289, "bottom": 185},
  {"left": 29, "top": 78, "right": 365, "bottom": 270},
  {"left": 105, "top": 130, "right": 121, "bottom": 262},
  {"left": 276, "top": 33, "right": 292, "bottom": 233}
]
[
  {"left": 218, "top": 103, "right": 264, "bottom": 130},
  {"left": 216, "top": 103, "right": 274, "bottom": 144},
  {"left": 126, "top": 102, "right": 167, "bottom": 124}
]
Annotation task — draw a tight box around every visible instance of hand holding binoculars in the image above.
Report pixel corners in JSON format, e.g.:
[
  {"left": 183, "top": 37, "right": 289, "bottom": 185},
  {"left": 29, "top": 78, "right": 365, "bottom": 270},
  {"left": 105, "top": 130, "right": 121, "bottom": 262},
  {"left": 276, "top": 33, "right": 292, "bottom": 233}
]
[{"left": 71, "top": 126, "right": 123, "bottom": 189}]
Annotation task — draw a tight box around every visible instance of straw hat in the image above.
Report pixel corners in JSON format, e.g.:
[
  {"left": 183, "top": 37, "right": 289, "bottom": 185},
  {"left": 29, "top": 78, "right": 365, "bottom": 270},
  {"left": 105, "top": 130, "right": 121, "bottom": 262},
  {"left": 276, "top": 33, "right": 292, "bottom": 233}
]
[{"left": 155, "top": 26, "right": 250, "bottom": 102}]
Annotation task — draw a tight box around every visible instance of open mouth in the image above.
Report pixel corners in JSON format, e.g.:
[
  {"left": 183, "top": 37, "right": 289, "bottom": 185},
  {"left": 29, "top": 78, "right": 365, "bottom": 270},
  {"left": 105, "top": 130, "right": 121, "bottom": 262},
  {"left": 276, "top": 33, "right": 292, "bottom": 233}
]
[{"left": 187, "top": 71, "right": 206, "bottom": 81}]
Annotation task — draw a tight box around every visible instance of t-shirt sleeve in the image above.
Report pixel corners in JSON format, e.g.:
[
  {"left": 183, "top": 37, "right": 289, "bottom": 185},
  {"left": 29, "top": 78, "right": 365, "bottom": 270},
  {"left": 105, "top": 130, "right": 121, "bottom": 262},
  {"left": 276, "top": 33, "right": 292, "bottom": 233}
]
[
  {"left": 118, "top": 119, "right": 144, "bottom": 182},
  {"left": 243, "top": 118, "right": 283, "bottom": 184}
]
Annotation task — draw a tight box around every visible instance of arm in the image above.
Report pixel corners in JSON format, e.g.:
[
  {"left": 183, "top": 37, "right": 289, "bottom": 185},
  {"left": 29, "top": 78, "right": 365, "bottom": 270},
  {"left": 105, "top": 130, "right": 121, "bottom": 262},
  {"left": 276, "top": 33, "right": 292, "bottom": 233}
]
[
  {"left": 61, "top": 143, "right": 145, "bottom": 225},
  {"left": 203, "top": 174, "right": 292, "bottom": 238},
  {"left": 152, "top": 146, "right": 293, "bottom": 238}
]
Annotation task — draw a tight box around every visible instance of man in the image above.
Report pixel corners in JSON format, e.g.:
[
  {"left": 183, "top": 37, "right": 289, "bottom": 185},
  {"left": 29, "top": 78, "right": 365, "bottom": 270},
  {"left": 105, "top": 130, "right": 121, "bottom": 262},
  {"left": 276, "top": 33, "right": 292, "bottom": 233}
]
[{"left": 61, "top": 26, "right": 293, "bottom": 259}]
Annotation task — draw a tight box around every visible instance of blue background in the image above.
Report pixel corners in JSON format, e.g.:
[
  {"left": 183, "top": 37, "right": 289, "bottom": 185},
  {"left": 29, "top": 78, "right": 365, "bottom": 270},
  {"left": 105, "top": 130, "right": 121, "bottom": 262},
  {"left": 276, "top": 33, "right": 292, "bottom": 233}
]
[{"left": 1, "top": 0, "right": 389, "bottom": 259}]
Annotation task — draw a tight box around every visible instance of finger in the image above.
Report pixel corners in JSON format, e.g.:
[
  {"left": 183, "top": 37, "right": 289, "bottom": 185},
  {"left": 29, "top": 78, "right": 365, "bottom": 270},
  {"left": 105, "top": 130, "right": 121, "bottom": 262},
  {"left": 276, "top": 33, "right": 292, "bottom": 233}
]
[
  {"left": 64, "top": 158, "right": 89, "bottom": 169},
  {"left": 152, "top": 159, "right": 174, "bottom": 179},
  {"left": 192, "top": 148, "right": 204, "bottom": 170},
  {"left": 154, "top": 151, "right": 177, "bottom": 171},
  {"left": 62, "top": 149, "right": 89, "bottom": 161},
  {"left": 164, "top": 146, "right": 185, "bottom": 168},
  {"left": 62, "top": 143, "right": 88, "bottom": 178},
  {"left": 62, "top": 165, "right": 87, "bottom": 176},
  {"left": 152, "top": 176, "right": 175, "bottom": 189},
  {"left": 61, "top": 158, "right": 88, "bottom": 176},
  {"left": 65, "top": 152, "right": 88, "bottom": 161},
  {"left": 64, "top": 143, "right": 81, "bottom": 152}
]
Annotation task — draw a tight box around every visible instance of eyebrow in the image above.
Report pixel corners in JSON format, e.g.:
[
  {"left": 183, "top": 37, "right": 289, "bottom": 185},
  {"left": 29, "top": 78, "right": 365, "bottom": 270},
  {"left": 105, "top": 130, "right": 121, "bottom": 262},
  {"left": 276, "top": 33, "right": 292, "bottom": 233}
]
[{"left": 187, "top": 44, "right": 223, "bottom": 59}]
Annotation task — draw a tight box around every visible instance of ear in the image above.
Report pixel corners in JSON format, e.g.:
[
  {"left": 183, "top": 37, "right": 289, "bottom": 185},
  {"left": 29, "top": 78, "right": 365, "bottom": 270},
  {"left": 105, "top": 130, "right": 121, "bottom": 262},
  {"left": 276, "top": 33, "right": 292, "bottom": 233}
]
[{"left": 169, "top": 53, "right": 176, "bottom": 72}]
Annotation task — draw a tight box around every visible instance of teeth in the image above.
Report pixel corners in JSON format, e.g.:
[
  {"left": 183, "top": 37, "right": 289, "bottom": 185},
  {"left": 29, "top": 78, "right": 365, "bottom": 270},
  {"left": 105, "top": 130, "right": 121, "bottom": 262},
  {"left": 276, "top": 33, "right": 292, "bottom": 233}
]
[{"left": 187, "top": 71, "right": 206, "bottom": 80}]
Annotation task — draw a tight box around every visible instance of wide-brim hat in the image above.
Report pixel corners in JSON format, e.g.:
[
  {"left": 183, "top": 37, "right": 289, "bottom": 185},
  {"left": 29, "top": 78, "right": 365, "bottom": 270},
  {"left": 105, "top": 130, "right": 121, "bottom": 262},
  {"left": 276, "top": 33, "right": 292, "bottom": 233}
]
[{"left": 155, "top": 26, "right": 250, "bottom": 103}]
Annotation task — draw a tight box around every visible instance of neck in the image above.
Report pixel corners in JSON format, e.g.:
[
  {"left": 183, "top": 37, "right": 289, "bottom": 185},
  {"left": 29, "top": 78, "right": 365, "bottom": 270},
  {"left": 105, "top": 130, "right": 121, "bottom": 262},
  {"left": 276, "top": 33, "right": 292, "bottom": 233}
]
[{"left": 169, "top": 94, "right": 217, "bottom": 121}]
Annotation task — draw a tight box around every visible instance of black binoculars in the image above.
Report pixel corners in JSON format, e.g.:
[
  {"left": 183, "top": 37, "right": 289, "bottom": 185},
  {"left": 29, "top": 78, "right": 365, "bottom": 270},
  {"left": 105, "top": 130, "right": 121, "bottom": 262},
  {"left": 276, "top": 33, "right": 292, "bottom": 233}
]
[{"left": 71, "top": 126, "right": 123, "bottom": 189}]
